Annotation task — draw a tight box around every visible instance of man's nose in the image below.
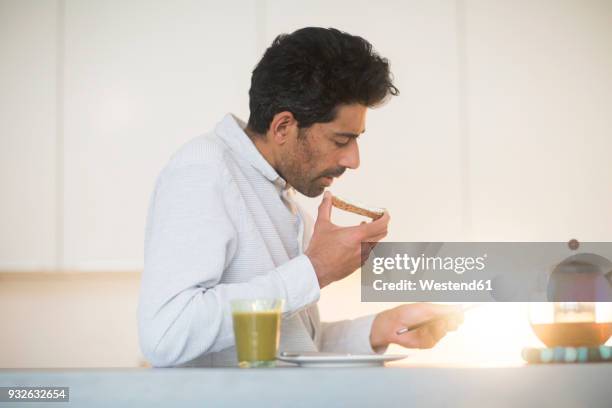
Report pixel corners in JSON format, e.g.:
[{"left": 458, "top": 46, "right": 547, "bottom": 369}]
[{"left": 338, "top": 140, "right": 360, "bottom": 170}]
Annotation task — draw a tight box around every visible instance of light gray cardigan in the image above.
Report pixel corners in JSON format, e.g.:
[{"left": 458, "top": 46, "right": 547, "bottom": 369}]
[{"left": 138, "top": 114, "right": 379, "bottom": 367}]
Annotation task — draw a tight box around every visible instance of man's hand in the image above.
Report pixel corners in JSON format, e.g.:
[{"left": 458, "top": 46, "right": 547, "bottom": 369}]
[
  {"left": 370, "top": 303, "right": 464, "bottom": 350},
  {"left": 305, "top": 191, "right": 389, "bottom": 288}
]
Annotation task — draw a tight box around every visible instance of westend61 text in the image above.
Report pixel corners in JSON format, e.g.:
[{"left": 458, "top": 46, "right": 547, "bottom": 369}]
[{"left": 372, "top": 279, "right": 493, "bottom": 292}]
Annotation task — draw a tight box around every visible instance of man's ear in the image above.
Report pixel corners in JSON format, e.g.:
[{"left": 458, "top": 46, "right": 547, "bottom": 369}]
[{"left": 268, "top": 111, "right": 298, "bottom": 145}]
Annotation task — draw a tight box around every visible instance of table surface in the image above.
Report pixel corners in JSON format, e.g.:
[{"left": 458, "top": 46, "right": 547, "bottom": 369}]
[{"left": 2, "top": 364, "right": 611, "bottom": 408}]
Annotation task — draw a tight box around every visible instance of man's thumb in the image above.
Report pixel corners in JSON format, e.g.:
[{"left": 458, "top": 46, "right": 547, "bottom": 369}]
[{"left": 316, "top": 191, "right": 333, "bottom": 223}]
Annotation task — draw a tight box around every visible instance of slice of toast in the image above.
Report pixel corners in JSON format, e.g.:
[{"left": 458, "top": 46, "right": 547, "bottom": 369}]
[{"left": 331, "top": 195, "right": 384, "bottom": 220}]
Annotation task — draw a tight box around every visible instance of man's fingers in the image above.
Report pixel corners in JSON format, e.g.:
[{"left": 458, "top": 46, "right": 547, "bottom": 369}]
[
  {"left": 391, "top": 303, "right": 466, "bottom": 350},
  {"left": 316, "top": 191, "right": 333, "bottom": 224},
  {"left": 358, "top": 211, "right": 390, "bottom": 239},
  {"left": 367, "top": 241, "right": 379, "bottom": 251},
  {"left": 413, "top": 321, "right": 446, "bottom": 349},
  {"left": 414, "top": 305, "right": 463, "bottom": 334},
  {"left": 429, "top": 320, "right": 448, "bottom": 342},
  {"left": 414, "top": 303, "right": 464, "bottom": 321},
  {"left": 360, "top": 220, "right": 386, "bottom": 242},
  {"left": 360, "top": 242, "right": 375, "bottom": 265},
  {"left": 364, "top": 231, "right": 387, "bottom": 243},
  {"left": 446, "top": 316, "right": 461, "bottom": 331},
  {"left": 413, "top": 327, "right": 437, "bottom": 349}
]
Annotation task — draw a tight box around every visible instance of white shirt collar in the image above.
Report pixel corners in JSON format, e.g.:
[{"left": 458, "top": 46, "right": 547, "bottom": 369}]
[{"left": 215, "top": 114, "right": 287, "bottom": 190}]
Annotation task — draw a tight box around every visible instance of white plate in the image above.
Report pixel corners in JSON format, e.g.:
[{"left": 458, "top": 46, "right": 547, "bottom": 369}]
[{"left": 277, "top": 352, "right": 408, "bottom": 367}]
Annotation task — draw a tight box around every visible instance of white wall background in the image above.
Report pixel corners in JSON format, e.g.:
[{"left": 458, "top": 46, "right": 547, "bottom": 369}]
[
  {"left": 3, "top": 0, "right": 611, "bottom": 271},
  {"left": 0, "top": 0, "right": 58, "bottom": 270},
  {"left": 1, "top": 0, "right": 612, "bottom": 367}
]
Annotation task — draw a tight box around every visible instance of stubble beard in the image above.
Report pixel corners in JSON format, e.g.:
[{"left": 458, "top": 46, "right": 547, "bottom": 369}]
[{"left": 278, "top": 137, "right": 324, "bottom": 198}]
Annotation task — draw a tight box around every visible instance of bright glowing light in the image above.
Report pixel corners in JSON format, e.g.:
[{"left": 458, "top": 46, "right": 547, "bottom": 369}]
[
  {"left": 319, "top": 271, "right": 612, "bottom": 367},
  {"left": 389, "top": 303, "right": 540, "bottom": 367}
]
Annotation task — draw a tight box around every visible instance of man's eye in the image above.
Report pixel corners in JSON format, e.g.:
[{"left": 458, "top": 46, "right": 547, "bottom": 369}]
[{"left": 334, "top": 138, "right": 350, "bottom": 147}]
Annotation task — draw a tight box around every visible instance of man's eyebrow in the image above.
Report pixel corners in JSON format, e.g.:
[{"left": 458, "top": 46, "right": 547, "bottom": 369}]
[{"left": 333, "top": 130, "right": 365, "bottom": 138}]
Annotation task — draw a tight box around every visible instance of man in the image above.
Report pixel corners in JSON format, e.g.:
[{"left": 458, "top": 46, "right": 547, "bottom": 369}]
[{"left": 138, "top": 27, "right": 462, "bottom": 367}]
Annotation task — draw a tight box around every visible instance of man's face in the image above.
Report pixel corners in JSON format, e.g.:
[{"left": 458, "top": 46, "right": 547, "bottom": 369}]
[{"left": 277, "top": 104, "right": 366, "bottom": 197}]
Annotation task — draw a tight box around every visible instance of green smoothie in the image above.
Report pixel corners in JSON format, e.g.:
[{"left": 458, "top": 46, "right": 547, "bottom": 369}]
[{"left": 232, "top": 310, "right": 281, "bottom": 366}]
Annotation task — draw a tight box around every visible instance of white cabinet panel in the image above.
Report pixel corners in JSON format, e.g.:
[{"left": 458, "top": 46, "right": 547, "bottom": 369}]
[
  {"left": 63, "top": 0, "right": 258, "bottom": 270},
  {"left": 467, "top": 0, "right": 612, "bottom": 241},
  {"left": 0, "top": 0, "right": 58, "bottom": 270},
  {"left": 265, "top": 0, "right": 464, "bottom": 241}
]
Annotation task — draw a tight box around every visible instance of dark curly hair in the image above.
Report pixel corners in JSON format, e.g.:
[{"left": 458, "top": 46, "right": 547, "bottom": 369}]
[{"left": 247, "top": 27, "right": 399, "bottom": 134}]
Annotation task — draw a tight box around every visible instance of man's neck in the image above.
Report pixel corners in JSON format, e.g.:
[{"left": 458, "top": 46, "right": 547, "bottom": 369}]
[{"left": 244, "top": 126, "right": 279, "bottom": 172}]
